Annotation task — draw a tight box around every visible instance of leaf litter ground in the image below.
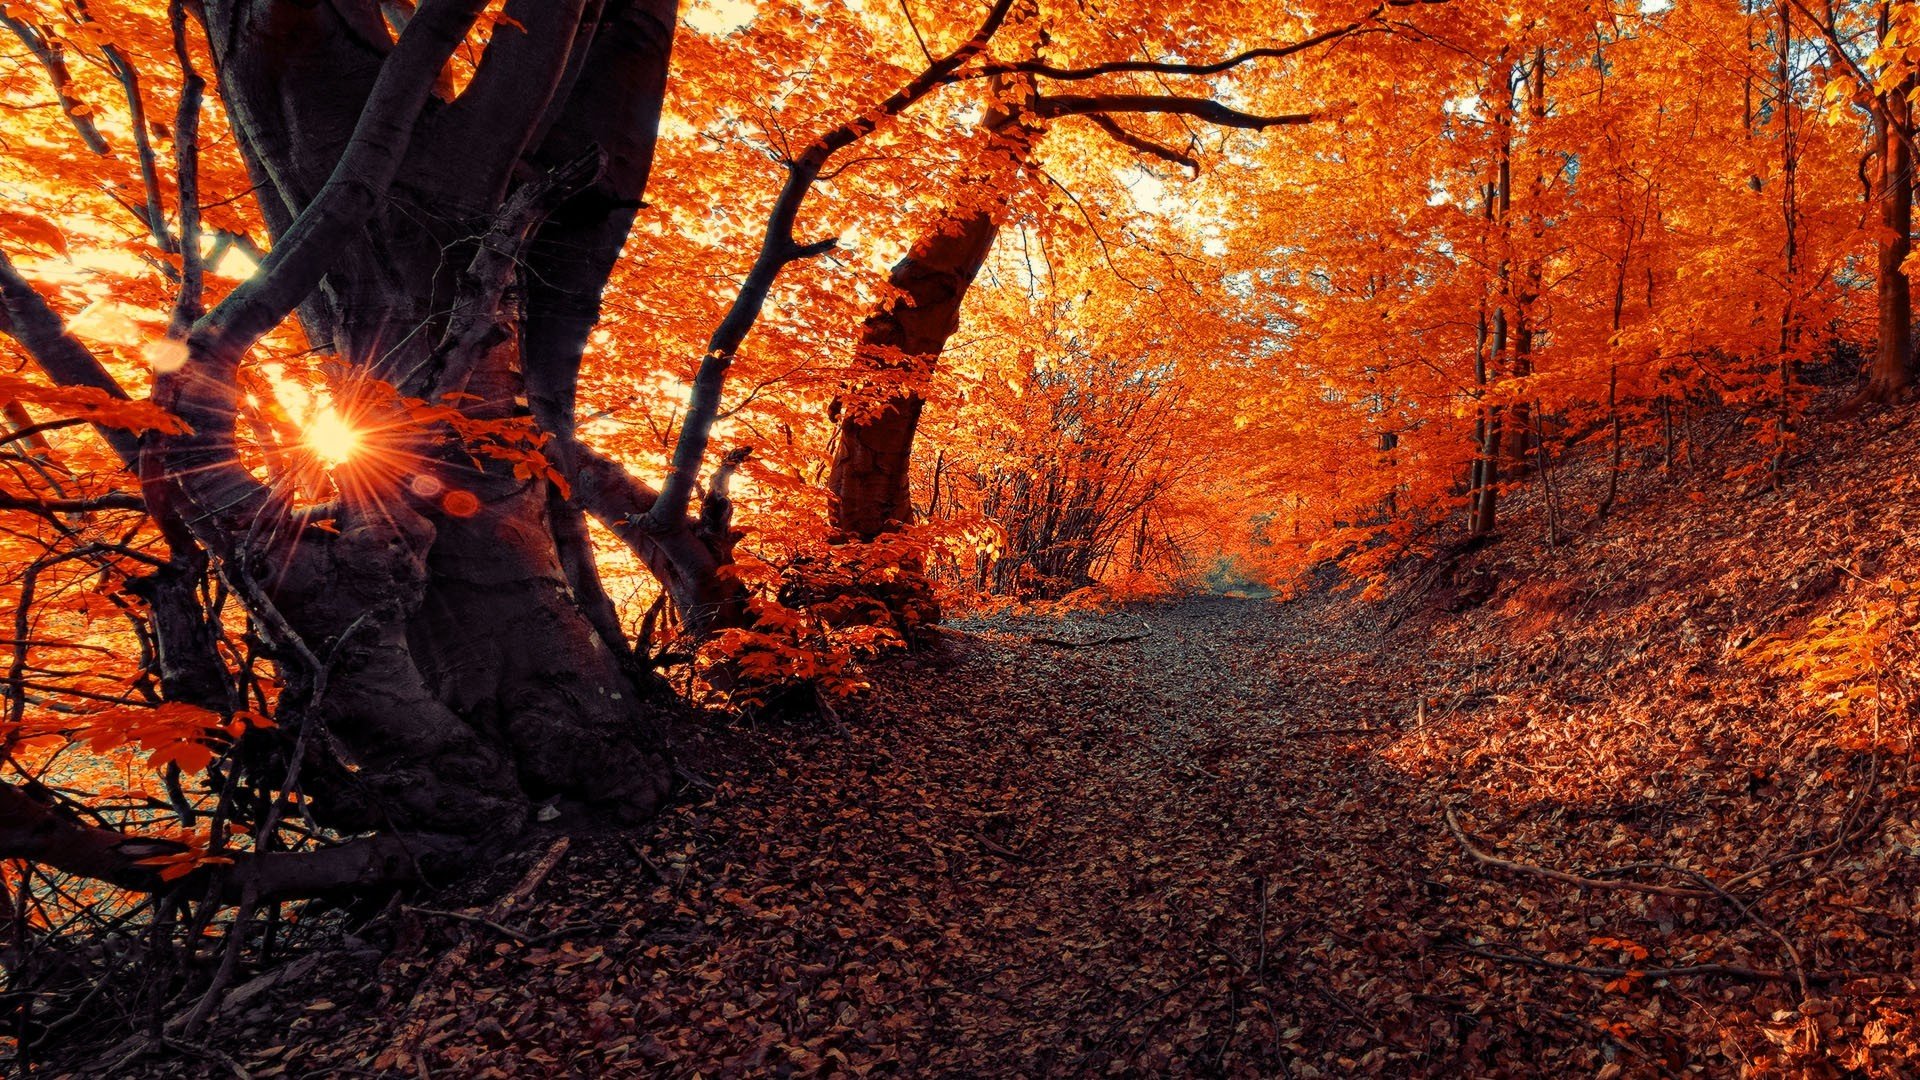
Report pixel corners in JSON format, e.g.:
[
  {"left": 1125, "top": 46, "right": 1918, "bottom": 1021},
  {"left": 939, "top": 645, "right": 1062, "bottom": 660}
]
[{"left": 96, "top": 407, "right": 1920, "bottom": 1078}]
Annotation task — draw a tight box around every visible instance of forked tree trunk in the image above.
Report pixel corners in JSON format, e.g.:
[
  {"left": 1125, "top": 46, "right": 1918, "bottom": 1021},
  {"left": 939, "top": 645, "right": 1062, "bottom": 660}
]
[{"left": 0, "top": 1, "right": 718, "bottom": 862}]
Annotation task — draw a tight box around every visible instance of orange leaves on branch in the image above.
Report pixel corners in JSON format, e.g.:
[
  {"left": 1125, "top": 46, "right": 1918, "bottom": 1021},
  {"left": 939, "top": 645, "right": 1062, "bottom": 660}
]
[
  {"left": 0, "top": 209, "right": 70, "bottom": 257},
  {"left": 0, "top": 371, "right": 188, "bottom": 436},
  {"left": 63, "top": 700, "right": 230, "bottom": 776},
  {"left": 1747, "top": 591, "right": 1907, "bottom": 724},
  {"left": 131, "top": 825, "right": 234, "bottom": 882},
  {"left": 400, "top": 392, "right": 571, "bottom": 497},
  {"left": 698, "top": 594, "right": 896, "bottom": 710}
]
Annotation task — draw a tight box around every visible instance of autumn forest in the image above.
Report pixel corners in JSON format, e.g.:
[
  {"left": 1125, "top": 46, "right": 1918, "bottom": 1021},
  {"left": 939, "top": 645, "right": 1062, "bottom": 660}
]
[{"left": 1, "top": 0, "right": 1918, "bottom": 1075}]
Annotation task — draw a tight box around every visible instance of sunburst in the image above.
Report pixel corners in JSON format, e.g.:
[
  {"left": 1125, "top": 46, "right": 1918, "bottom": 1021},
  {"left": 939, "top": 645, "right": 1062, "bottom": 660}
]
[{"left": 304, "top": 406, "right": 362, "bottom": 467}]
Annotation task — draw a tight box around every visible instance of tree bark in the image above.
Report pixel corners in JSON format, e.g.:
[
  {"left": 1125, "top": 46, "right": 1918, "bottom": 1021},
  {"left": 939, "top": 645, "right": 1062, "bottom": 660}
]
[
  {"left": 1503, "top": 48, "right": 1545, "bottom": 475},
  {"left": 0, "top": 780, "right": 457, "bottom": 900},
  {"left": 1866, "top": 85, "right": 1913, "bottom": 403},
  {"left": 827, "top": 211, "right": 1005, "bottom": 540},
  {"left": 1470, "top": 56, "right": 1517, "bottom": 539}
]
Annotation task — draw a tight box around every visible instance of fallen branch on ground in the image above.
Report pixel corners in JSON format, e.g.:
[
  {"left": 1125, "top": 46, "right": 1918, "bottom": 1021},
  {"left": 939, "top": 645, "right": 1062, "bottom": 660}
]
[
  {"left": 405, "top": 905, "right": 597, "bottom": 946},
  {"left": 386, "top": 837, "right": 571, "bottom": 1075},
  {"left": 1723, "top": 740, "right": 1882, "bottom": 890},
  {"left": 1446, "top": 810, "right": 1824, "bottom": 996},
  {"left": 1445, "top": 809, "right": 1714, "bottom": 900},
  {"left": 1443, "top": 941, "right": 1832, "bottom": 984},
  {"left": 974, "top": 831, "right": 1028, "bottom": 862}
]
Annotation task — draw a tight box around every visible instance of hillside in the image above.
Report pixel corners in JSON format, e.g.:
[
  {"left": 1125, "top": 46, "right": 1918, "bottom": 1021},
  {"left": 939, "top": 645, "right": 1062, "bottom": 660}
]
[{"left": 67, "top": 397, "right": 1919, "bottom": 1078}]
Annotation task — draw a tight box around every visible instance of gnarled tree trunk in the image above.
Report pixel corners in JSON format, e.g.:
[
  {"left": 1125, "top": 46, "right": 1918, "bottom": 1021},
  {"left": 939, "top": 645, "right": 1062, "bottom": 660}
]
[
  {"left": 0, "top": 0, "right": 740, "bottom": 873},
  {"left": 171, "top": 0, "right": 717, "bottom": 840}
]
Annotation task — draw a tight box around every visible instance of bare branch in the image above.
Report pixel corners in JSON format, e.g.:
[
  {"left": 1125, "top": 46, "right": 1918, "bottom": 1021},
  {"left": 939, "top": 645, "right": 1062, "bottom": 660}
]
[
  {"left": 1035, "top": 93, "right": 1315, "bottom": 130},
  {"left": 0, "top": 490, "right": 146, "bottom": 514},
  {"left": 160, "top": 0, "right": 491, "bottom": 539},
  {"left": 1083, "top": 114, "right": 1199, "bottom": 171},
  {"left": 981, "top": 11, "right": 1383, "bottom": 82},
  {"left": 958, "top": 0, "right": 1449, "bottom": 85},
  {"left": 187, "top": 0, "right": 491, "bottom": 371},
  {"left": 899, "top": 0, "right": 935, "bottom": 64},
  {"left": 170, "top": 0, "right": 207, "bottom": 333},
  {"left": 0, "top": 416, "right": 89, "bottom": 448}
]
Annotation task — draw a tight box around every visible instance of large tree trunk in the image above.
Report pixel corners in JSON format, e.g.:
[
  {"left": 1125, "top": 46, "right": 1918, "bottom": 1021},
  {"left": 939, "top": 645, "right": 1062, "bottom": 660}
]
[
  {"left": 0, "top": 0, "right": 717, "bottom": 856},
  {"left": 162, "top": 0, "right": 692, "bottom": 840}
]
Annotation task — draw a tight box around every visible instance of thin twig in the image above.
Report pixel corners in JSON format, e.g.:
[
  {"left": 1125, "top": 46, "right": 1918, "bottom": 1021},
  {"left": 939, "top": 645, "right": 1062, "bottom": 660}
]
[{"left": 404, "top": 906, "right": 597, "bottom": 946}]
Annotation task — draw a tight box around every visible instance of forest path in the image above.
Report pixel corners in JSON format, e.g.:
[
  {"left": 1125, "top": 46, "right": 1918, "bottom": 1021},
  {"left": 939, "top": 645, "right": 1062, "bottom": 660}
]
[
  {"left": 890, "top": 595, "right": 1443, "bottom": 1075},
  {"left": 184, "top": 592, "right": 1824, "bottom": 1079}
]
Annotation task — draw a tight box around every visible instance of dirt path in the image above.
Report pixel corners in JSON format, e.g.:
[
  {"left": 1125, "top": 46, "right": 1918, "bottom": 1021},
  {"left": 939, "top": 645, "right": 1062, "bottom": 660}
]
[
  {"left": 124, "top": 593, "right": 1909, "bottom": 1078},
  {"left": 904, "top": 598, "right": 1438, "bottom": 1075}
]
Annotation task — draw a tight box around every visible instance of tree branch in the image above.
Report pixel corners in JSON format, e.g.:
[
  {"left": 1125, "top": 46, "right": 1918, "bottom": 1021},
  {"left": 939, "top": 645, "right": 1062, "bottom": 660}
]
[
  {"left": 521, "top": 0, "right": 679, "bottom": 442},
  {"left": 566, "top": 439, "right": 747, "bottom": 633},
  {"left": 0, "top": 491, "right": 146, "bottom": 514},
  {"left": 1034, "top": 93, "right": 1316, "bottom": 130},
  {"left": 0, "top": 780, "right": 459, "bottom": 901},
  {"left": 186, "top": 0, "right": 490, "bottom": 371},
  {"left": 169, "top": 0, "right": 207, "bottom": 332},
  {"left": 979, "top": 10, "right": 1385, "bottom": 82},
  {"left": 160, "top": 0, "right": 490, "bottom": 540},
  {"left": 408, "top": 149, "right": 606, "bottom": 398},
  {"left": 0, "top": 251, "right": 141, "bottom": 467},
  {"left": 416, "top": 0, "right": 595, "bottom": 209},
  {"left": 1446, "top": 809, "right": 1713, "bottom": 899},
  {"left": 957, "top": 0, "right": 1449, "bottom": 85},
  {"left": 0, "top": 12, "right": 110, "bottom": 153},
  {"left": 1082, "top": 114, "right": 1199, "bottom": 171}
]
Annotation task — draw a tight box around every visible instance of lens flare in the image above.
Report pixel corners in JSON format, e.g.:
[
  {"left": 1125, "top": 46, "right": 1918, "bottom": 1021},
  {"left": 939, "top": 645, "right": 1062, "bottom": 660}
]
[
  {"left": 305, "top": 407, "right": 361, "bottom": 467},
  {"left": 144, "top": 338, "right": 188, "bottom": 373}
]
